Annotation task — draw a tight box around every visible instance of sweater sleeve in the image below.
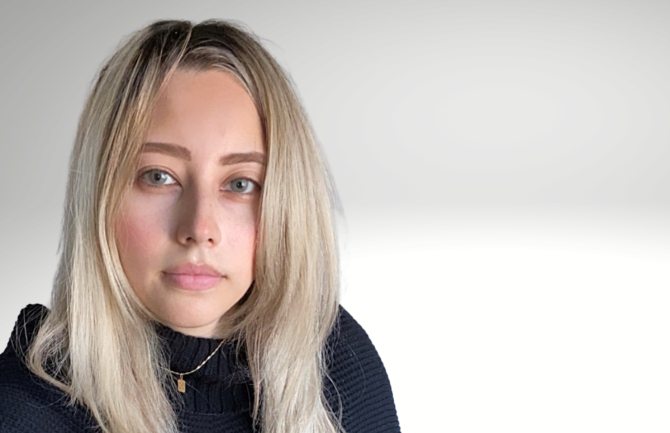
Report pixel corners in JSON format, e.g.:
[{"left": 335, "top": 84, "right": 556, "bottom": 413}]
[{"left": 324, "top": 306, "right": 401, "bottom": 433}]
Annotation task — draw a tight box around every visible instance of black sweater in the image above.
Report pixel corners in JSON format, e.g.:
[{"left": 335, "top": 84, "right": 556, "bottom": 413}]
[{"left": 0, "top": 304, "right": 401, "bottom": 432}]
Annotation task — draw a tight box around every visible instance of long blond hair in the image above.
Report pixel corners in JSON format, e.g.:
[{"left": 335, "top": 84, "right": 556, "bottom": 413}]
[{"left": 27, "top": 19, "right": 342, "bottom": 433}]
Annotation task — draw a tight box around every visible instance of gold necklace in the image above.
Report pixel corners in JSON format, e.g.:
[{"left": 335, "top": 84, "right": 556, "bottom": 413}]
[{"left": 167, "top": 338, "right": 227, "bottom": 393}]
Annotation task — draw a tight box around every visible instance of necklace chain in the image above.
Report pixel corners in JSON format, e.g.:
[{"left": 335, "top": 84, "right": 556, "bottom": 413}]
[{"left": 167, "top": 338, "right": 226, "bottom": 393}]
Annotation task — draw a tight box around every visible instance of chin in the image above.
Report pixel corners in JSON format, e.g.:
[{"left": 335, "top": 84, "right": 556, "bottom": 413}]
[
  {"left": 151, "top": 298, "right": 231, "bottom": 337},
  {"left": 167, "top": 313, "right": 223, "bottom": 329},
  {"left": 141, "top": 283, "right": 251, "bottom": 336}
]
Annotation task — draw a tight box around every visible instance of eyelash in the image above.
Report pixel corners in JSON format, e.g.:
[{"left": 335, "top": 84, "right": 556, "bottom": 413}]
[{"left": 138, "top": 168, "right": 261, "bottom": 195}]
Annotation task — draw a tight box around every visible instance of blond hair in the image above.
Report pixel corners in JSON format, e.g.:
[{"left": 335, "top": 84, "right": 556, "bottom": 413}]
[{"left": 27, "top": 19, "right": 342, "bottom": 433}]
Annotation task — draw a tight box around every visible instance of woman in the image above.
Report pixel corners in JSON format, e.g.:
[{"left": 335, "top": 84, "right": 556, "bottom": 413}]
[{"left": 0, "top": 19, "right": 400, "bottom": 433}]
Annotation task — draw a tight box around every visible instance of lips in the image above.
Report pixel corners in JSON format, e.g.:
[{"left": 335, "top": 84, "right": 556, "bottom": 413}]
[
  {"left": 162, "top": 263, "right": 223, "bottom": 291},
  {"left": 164, "top": 263, "right": 223, "bottom": 277}
]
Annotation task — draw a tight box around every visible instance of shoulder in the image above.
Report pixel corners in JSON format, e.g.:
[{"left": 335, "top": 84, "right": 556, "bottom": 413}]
[
  {"left": 326, "top": 306, "right": 388, "bottom": 384},
  {"left": 0, "top": 371, "right": 77, "bottom": 433},
  {"left": 0, "top": 304, "right": 95, "bottom": 432},
  {"left": 325, "top": 305, "right": 401, "bottom": 433},
  {"left": 1, "top": 303, "right": 49, "bottom": 360}
]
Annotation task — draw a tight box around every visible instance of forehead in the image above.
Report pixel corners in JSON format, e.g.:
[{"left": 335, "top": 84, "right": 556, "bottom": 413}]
[{"left": 145, "top": 69, "right": 264, "bottom": 156}]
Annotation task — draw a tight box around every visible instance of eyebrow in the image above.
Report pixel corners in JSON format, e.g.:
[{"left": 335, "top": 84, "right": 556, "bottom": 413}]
[{"left": 142, "top": 142, "right": 266, "bottom": 166}]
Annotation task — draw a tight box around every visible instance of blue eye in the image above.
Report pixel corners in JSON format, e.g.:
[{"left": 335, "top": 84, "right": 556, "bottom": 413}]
[
  {"left": 226, "top": 178, "right": 258, "bottom": 194},
  {"left": 141, "top": 169, "right": 176, "bottom": 186},
  {"left": 138, "top": 170, "right": 258, "bottom": 194}
]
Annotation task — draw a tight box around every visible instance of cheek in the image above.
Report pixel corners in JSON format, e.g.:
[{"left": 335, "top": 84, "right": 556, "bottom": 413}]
[
  {"left": 114, "top": 207, "right": 168, "bottom": 280},
  {"left": 224, "top": 213, "right": 259, "bottom": 271}
]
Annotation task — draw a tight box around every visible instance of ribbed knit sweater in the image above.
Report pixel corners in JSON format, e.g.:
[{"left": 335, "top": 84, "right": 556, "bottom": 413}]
[{"left": 0, "top": 304, "right": 401, "bottom": 432}]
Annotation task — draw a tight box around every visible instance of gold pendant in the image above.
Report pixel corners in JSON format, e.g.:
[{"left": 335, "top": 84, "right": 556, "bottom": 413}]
[{"left": 177, "top": 375, "right": 186, "bottom": 393}]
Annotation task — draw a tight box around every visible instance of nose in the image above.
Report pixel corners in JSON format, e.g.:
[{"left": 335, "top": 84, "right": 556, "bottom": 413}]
[{"left": 176, "top": 188, "right": 221, "bottom": 247}]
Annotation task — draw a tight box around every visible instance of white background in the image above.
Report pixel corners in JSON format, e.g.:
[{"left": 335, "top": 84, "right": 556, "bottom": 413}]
[{"left": 1, "top": 0, "right": 669, "bottom": 431}]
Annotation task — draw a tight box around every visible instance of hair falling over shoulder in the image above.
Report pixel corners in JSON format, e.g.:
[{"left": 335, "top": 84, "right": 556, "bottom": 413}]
[{"left": 26, "top": 19, "right": 343, "bottom": 433}]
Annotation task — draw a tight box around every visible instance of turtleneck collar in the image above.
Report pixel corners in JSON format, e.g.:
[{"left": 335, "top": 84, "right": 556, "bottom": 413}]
[
  {"left": 153, "top": 324, "right": 254, "bottom": 414},
  {"left": 153, "top": 322, "right": 249, "bottom": 385}
]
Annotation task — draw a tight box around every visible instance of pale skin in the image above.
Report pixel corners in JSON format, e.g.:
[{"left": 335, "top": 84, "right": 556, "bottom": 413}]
[{"left": 114, "top": 69, "right": 264, "bottom": 338}]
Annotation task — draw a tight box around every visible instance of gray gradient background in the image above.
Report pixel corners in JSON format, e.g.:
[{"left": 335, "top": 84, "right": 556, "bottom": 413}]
[{"left": 1, "top": 0, "right": 669, "bottom": 431}]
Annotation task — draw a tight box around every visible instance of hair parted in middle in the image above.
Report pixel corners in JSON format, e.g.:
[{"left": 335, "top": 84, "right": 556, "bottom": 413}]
[{"left": 27, "top": 19, "right": 343, "bottom": 433}]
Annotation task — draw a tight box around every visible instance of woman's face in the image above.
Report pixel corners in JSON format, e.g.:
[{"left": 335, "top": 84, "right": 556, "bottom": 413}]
[{"left": 115, "top": 69, "right": 264, "bottom": 338}]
